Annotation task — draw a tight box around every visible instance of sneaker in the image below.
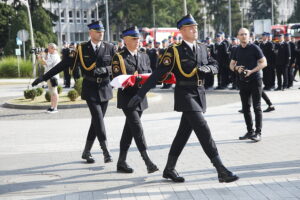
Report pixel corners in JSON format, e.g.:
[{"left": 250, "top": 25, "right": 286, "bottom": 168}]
[
  {"left": 251, "top": 132, "right": 261, "bottom": 142},
  {"left": 47, "top": 108, "right": 58, "bottom": 113},
  {"left": 263, "top": 106, "right": 275, "bottom": 112}
]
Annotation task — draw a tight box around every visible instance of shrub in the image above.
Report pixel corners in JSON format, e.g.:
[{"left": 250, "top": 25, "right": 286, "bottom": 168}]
[
  {"left": 74, "top": 77, "right": 83, "bottom": 96},
  {"left": 45, "top": 91, "right": 51, "bottom": 102},
  {"left": 24, "top": 89, "right": 37, "bottom": 100},
  {"left": 67, "top": 89, "right": 79, "bottom": 101},
  {"left": 57, "top": 85, "right": 63, "bottom": 94},
  {"left": 24, "top": 89, "right": 31, "bottom": 99},
  {"left": 35, "top": 88, "right": 44, "bottom": 96},
  {"left": 0, "top": 56, "right": 32, "bottom": 77}
]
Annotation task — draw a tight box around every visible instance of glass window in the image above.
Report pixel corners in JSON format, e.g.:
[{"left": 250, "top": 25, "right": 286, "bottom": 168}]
[
  {"left": 60, "top": 10, "right": 65, "bottom": 23},
  {"left": 76, "top": 10, "right": 81, "bottom": 23},
  {"left": 69, "top": 11, "right": 73, "bottom": 23},
  {"left": 83, "top": 11, "right": 88, "bottom": 23}
]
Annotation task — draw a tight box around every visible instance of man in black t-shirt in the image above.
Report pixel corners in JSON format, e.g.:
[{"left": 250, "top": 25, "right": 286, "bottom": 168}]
[{"left": 230, "top": 28, "right": 267, "bottom": 142}]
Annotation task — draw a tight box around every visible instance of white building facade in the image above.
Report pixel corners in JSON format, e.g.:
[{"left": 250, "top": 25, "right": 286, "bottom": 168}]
[{"left": 43, "top": 0, "right": 103, "bottom": 46}]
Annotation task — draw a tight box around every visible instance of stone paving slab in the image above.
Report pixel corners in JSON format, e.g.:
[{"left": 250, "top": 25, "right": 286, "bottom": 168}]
[{"left": 0, "top": 83, "right": 300, "bottom": 199}]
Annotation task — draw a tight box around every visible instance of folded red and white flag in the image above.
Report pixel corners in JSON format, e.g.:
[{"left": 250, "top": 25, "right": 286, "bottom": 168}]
[{"left": 110, "top": 73, "right": 176, "bottom": 89}]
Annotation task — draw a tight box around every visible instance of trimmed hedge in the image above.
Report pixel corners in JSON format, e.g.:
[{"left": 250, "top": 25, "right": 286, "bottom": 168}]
[
  {"left": 0, "top": 56, "right": 33, "bottom": 77},
  {"left": 74, "top": 77, "right": 83, "bottom": 96},
  {"left": 67, "top": 89, "right": 79, "bottom": 101}
]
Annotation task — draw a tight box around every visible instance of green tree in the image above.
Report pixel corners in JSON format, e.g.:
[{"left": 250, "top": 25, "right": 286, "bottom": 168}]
[
  {"left": 0, "top": 1, "right": 59, "bottom": 56},
  {"left": 98, "top": 0, "right": 204, "bottom": 39},
  {"left": 248, "top": 0, "right": 279, "bottom": 24},
  {"left": 207, "top": 0, "right": 241, "bottom": 37},
  {"left": 0, "top": 3, "right": 16, "bottom": 49},
  {"left": 288, "top": 0, "right": 300, "bottom": 23}
]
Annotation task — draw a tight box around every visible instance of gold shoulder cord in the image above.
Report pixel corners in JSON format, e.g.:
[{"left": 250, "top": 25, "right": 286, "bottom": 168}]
[
  {"left": 78, "top": 45, "right": 96, "bottom": 71},
  {"left": 172, "top": 46, "right": 198, "bottom": 78},
  {"left": 116, "top": 53, "right": 127, "bottom": 74}
]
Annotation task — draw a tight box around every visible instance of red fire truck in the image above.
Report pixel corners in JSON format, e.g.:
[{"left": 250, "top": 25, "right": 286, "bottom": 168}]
[
  {"left": 140, "top": 27, "right": 181, "bottom": 46},
  {"left": 271, "top": 23, "right": 300, "bottom": 41}
]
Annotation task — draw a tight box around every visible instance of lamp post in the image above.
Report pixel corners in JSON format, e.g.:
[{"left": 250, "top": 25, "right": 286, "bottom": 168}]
[
  {"left": 240, "top": 0, "right": 245, "bottom": 28},
  {"left": 105, "top": 0, "right": 110, "bottom": 42},
  {"left": 20, "top": 0, "right": 36, "bottom": 78},
  {"left": 228, "top": 0, "right": 232, "bottom": 37},
  {"left": 183, "top": 0, "right": 187, "bottom": 15},
  {"left": 203, "top": 16, "right": 207, "bottom": 39},
  {"left": 271, "top": 0, "right": 274, "bottom": 25}
]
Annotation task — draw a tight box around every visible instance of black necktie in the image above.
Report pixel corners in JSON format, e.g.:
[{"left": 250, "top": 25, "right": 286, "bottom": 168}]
[
  {"left": 134, "top": 54, "right": 138, "bottom": 66},
  {"left": 193, "top": 45, "right": 196, "bottom": 54},
  {"left": 95, "top": 45, "right": 99, "bottom": 54}
]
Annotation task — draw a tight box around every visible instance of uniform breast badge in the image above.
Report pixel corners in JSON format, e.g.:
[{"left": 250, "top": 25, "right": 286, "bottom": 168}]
[{"left": 163, "top": 57, "right": 172, "bottom": 66}]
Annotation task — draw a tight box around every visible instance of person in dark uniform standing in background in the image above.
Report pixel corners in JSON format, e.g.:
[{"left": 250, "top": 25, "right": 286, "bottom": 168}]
[
  {"left": 61, "top": 41, "right": 71, "bottom": 88},
  {"left": 128, "top": 14, "right": 238, "bottom": 183},
  {"left": 160, "top": 39, "right": 173, "bottom": 89},
  {"left": 205, "top": 37, "right": 216, "bottom": 89},
  {"left": 146, "top": 40, "right": 159, "bottom": 72},
  {"left": 285, "top": 33, "right": 296, "bottom": 88},
  {"left": 215, "top": 33, "right": 230, "bottom": 89},
  {"left": 230, "top": 28, "right": 267, "bottom": 142},
  {"left": 259, "top": 32, "right": 276, "bottom": 90},
  {"left": 228, "top": 37, "right": 239, "bottom": 89},
  {"left": 295, "top": 39, "right": 300, "bottom": 83},
  {"left": 68, "top": 42, "right": 81, "bottom": 83},
  {"left": 111, "top": 26, "right": 158, "bottom": 174},
  {"left": 274, "top": 34, "right": 291, "bottom": 90},
  {"left": 117, "top": 39, "right": 125, "bottom": 52},
  {"left": 32, "top": 21, "right": 115, "bottom": 164}
]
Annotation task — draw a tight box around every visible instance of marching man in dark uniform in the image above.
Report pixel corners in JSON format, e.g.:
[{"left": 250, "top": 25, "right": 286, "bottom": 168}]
[
  {"left": 111, "top": 27, "right": 159, "bottom": 174},
  {"left": 128, "top": 14, "right": 238, "bottom": 183},
  {"left": 32, "top": 21, "right": 115, "bottom": 164}
]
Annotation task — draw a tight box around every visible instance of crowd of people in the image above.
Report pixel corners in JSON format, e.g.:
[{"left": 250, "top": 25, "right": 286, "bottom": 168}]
[{"left": 31, "top": 12, "right": 300, "bottom": 184}]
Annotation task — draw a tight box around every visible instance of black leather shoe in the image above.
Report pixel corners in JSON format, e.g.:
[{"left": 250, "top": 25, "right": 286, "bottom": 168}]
[
  {"left": 82, "top": 152, "right": 95, "bottom": 163},
  {"left": 211, "top": 156, "right": 239, "bottom": 183},
  {"left": 100, "top": 141, "right": 113, "bottom": 163},
  {"left": 117, "top": 162, "right": 134, "bottom": 173},
  {"left": 275, "top": 87, "right": 282, "bottom": 91},
  {"left": 141, "top": 151, "right": 159, "bottom": 173},
  {"left": 239, "top": 131, "right": 254, "bottom": 140},
  {"left": 251, "top": 132, "right": 261, "bottom": 142},
  {"left": 238, "top": 109, "right": 243, "bottom": 113},
  {"left": 217, "top": 166, "right": 239, "bottom": 183},
  {"left": 163, "top": 169, "right": 185, "bottom": 182},
  {"left": 263, "top": 106, "right": 275, "bottom": 112}
]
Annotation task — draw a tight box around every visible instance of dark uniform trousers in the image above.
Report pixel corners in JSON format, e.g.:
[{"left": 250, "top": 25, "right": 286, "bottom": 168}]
[
  {"left": 169, "top": 110, "right": 218, "bottom": 159},
  {"left": 42, "top": 41, "right": 115, "bottom": 145},
  {"left": 239, "top": 79, "right": 262, "bottom": 133},
  {"left": 61, "top": 48, "right": 71, "bottom": 87},
  {"left": 86, "top": 100, "right": 108, "bottom": 142},
  {"left": 276, "top": 65, "right": 289, "bottom": 89},
  {"left": 137, "top": 41, "right": 220, "bottom": 160},
  {"left": 112, "top": 48, "right": 152, "bottom": 153},
  {"left": 288, "top": 41, "right": 296, "bottom": 87}
]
